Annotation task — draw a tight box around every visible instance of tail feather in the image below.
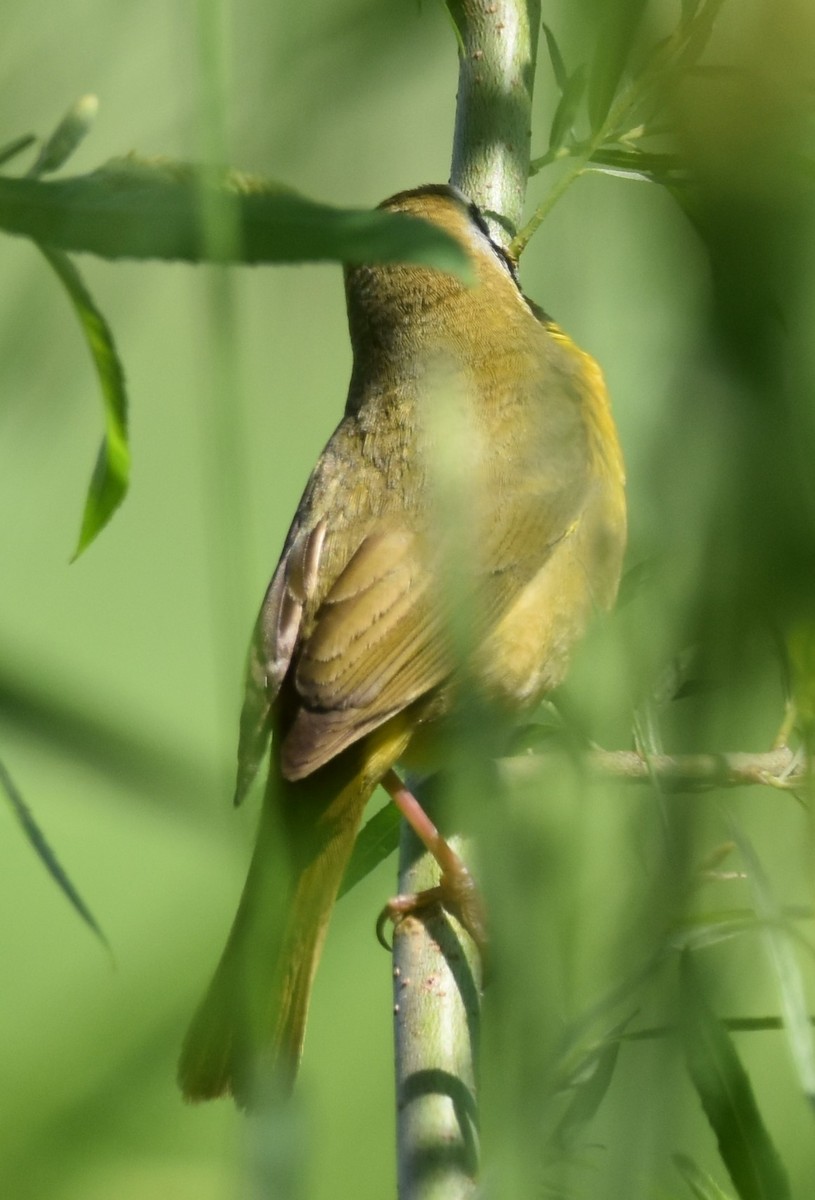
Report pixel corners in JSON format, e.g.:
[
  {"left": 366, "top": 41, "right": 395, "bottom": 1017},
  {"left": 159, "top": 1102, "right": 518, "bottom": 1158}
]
[{"left": 178, "top": 756, "right": 372, "bottom": 1107}]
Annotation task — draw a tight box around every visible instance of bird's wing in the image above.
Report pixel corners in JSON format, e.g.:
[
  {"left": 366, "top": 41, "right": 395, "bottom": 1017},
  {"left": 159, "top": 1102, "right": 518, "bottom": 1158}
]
[
  {"left": 233, "top": 519, "right": 326, "bottom": 804},
  {"left": 236, "top": 367, "right": 597, "bottom": 789},
  {"left": 279, "top": 471, "right": 589, "bottom": 779}
]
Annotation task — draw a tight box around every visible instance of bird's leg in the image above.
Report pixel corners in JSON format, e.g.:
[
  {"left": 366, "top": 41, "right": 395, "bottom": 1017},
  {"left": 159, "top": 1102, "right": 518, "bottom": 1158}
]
[{"left": 376, "top": 768, "right": 487, "bottom": 952}]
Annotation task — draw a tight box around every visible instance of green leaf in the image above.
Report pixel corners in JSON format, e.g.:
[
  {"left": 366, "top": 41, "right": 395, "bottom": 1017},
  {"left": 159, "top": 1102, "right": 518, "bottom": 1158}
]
[
  {"left": 551, "top": 1016, "right": 631, "bottom": 1150},
  {"left": 548, "top": 65, "right": 588, "bottom": 153},
  {"left": 339, "top": 802, "right": 401, "bottom": 898},
  {"left": 585, "top": 146, "right": 687, "bottom": 186},
  {"left": 680, "top": 0, "right": 704, "bottom": 24},
  {"left": 678, "top": 0, "right": 727, "bottom": 69},
  {"left": 0, "top": 132, "right": 36, "bottom": 170},
  {"left": 733, "top": 825, "right": 815, "bottom": 1105},
  {"left": 0, "top": 757, "right": 109, "bottom": 949},
  {"left": 0, "top": 157, "right": 472, "bottom": 279},
  {"left": 38, "top": 245, "right": 130, "bottom": 558},
  {"left": 542, "top": 22, "right": 569, "bottom": 92},
  {"left": 673, "top": 1153, "right": 735, "bottom": 1200},
  {"left": 27, "top": 94, "right": 98, "bottom": 178},
  {"left": 587, "top": 0, "right": 649, "bottom": 133},
  {"left": 679, "top": 952, "right": 792, "bottom": 1200}
]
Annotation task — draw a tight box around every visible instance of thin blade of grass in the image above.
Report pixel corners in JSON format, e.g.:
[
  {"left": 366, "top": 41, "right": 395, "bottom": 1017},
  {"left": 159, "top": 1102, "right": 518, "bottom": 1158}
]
[
  {"left": 0, "top": 133, "right": 36, "bottom": 170},
  {"left": 38, "top": 245, "right": 130, "bottom": 558},
  {"left": 732, "top": 823, "right": 815, "bottom": 1106},
  {"left": 548, "top": 66, "right": 587, "bottom": 153},
  {"left": 0, "top": 757, "right": 109, "bottom": 949},
  {"left": 542, "top": 23, "right": 568, "bottom": 92},
  {"left": 679, "top": 951, "right": 792, "bottom": 1200},
  {"left": 551, "top": 1015, "right": 632, "bottom": 1151},
  {"left": 338, "top": 802, "right": 400, "bottom": 898},
  {"left": 586, "top": 0, "right": 649, "bottom": 133}
]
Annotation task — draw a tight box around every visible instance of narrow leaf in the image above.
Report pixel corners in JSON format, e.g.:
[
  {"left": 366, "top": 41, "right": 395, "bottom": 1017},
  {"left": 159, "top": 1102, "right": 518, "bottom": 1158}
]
[
  {"left": 27, "top": 94, "right": 98, "bottom": 178},
  {"left": 0, "top": 158, "right": 472, "bottom": 278},
  {"left": 678, "top": 0, "right": 727, "bottom": 69},
  {"left": 339, "top": 802, "right": 400, "bottom": 898},
  {"left": 542, "top": 22, "right": 569, "bottom": 92},
  {"left": 0, "top": 757, "right": 109, "bottom": 948},
  {"left": 0, "top": 133, "right": 36, "bottom": 170},
  {"left": 38, "top": 245, "right": 130, "bottom": 557},
  {"left": 552, "top": 1015, "right": 631, "bottom": 1150},
  {"left": 680, "top": 0, "right": 704, "bottom": 23},
  {"left": 674, "top": 1153, "right": 735, "bottom": 1200},
  {"left": 587, "top": 0, "right": 649, "bottom": 133},
  {"left": 679, "top": 952, "right": 792, "bottom": 1200},
  {"left": 733, "top": 824, "right": 815, "bottom": 1105},
  {"left": 548, "top": 65, "right": 588, "bottom": 153}
]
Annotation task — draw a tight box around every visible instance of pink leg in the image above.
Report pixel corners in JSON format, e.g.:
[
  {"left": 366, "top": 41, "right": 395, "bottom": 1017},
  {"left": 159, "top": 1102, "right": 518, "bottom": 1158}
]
[{"left": 378, "top": 769, "right": 487, "bottom": 951}]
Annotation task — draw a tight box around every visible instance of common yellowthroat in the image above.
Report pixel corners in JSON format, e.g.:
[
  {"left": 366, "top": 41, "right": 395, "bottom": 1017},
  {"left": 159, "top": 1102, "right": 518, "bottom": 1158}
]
[{"left": 178, "top": 184, "right": 626, "bottom": 1106}]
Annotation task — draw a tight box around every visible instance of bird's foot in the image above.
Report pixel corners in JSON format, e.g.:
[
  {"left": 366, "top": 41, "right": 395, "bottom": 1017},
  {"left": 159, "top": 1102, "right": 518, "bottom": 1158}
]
[{"left": 376, "top": 769, "right": 488, "bottom": 952}]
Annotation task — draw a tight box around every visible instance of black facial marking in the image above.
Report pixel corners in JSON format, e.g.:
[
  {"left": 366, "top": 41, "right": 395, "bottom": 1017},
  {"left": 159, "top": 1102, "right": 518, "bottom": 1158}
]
[{"left": 466, "top": 200, "right": 520, "bottom": 284}]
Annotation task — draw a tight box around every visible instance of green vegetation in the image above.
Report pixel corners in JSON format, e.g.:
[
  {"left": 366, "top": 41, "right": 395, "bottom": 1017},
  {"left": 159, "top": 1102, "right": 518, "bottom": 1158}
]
[{"left": 1, "top": 1, "right": 814, "bottom": 1197}]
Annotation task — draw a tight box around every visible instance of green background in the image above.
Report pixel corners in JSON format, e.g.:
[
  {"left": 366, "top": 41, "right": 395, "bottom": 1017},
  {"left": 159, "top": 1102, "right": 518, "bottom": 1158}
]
[{"left": 2, "top": 1, "right": 814, "bottom": 1197}]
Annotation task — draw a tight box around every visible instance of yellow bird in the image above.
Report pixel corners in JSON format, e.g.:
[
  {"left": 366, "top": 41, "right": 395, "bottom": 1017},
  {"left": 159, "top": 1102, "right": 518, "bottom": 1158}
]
[{"left": 178, "top": 184, "right": 626, "bottom": 1106}]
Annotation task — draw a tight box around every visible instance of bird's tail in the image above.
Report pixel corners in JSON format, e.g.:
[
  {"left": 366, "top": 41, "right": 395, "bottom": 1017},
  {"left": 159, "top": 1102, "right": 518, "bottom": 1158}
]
[{"left": 178, "top": 723, "right": 409, "bottom": 1107}]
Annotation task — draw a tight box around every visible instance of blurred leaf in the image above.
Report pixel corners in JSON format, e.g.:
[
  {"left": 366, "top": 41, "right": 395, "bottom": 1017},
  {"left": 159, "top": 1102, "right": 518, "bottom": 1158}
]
[
  {"left": 680, "top": 0, "right": 704, "bottom": 23},
  {"left": 27, "top": 94, "right": 98, "bottom": 178},
  {"left": 542, "top": 22, "right": 569, "bottom": 92},
  {"left": 0, "top": 132, "right": 36, "bottom": 170},
  {"left": 0, "top": 756, "right": 109, "bottom": 949},
  {"left": 0, "top": 658, "right": 210, "bottom": 803},
  {"left": 674, "top": 1152, "right": 735, "bottom": 1200},
  {"left": 678, "top": 0, "right": 727, "bottom": 69},
  {"left": 586, "top": 146, "right": 687, "bottom": 185},
  {"left": 38, "top": 245, "right": 130, "bottom": 558},
  {"left": 625, "top": 1015, "right": 815, "bottom": 1044},
  {"left": 679, "top": 952, "right": 792, "bottom": 1200},
  {"left": 338, "top": 802, "right": 400, "bottom": 898},
  {"left": 733, "top": 825, "right": 815, "bottom": 1105},
  {"left": 587, "top": 0, "right": 649, "bottom": 133},
  {"left": 551, "top": 1016, "right": 632, "bottom": 1151},
  {"left": 549, "top": 66, "right": 588, "bottom": 152},
  {"left": 670, "top": 907, "right": 814, "bottom": 954},
  {"left": 0, "top": 158, "right": 472, "bottom": 277},
  {"left": 669, "top": 913, "right": 758, "bottom": 954}
]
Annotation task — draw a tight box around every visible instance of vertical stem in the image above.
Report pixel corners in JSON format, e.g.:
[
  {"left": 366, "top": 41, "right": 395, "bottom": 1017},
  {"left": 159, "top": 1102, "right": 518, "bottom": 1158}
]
[
  {"left": 393, "top": 824, "right": 482, "bottom": 1200},
  {"left": 449, "top": 0, "right": 541, "bottom": 243},
  {"left": 392, "top": 3, "right": 539, "bottom": 1197}
]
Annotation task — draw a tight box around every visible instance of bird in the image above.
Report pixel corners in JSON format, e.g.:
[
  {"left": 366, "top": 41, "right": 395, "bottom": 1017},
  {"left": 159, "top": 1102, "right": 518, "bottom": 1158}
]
[{"left": 177, "top": 183, "right": 626, "bottom": 1107}]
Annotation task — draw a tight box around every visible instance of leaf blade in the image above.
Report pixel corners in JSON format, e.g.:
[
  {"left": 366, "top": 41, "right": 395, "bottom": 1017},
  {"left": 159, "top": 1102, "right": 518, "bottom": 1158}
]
[
  {"left": 0, "top": 159, "right": 472, "bottom": 278},
  {"left": 38, "top": 245, "right": 130, "bottom": 557},
  {"left": 339, "top": 802, "right": 401, "bottom": 898},
  {"left": 586, "top": 0, "right": 649, "bottom": 133},
  {"left": 733, "top": 824, "right": 815, "bottom": 1105},
  {"left": 542, "top": 22, "right": 569, "bottom": 92},
  {"left": 0, "top": 757, "right": 109, "bottom": 949},
  {"left": 548, "top": 65, "right": 588, "bottom": 153},
  {"left": 679, "top": 952, "right": 792, "bottom": 1200}
]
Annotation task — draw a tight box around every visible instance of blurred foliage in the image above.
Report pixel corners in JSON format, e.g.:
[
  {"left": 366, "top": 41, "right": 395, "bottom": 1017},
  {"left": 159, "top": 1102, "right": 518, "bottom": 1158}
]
[{"left": 1, "top": 0, "right": 815, "bottom": 1198}]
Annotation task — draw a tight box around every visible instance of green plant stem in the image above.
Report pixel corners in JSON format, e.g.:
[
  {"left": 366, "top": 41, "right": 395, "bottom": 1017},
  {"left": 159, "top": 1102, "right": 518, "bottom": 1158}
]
[
  {"left": 448, "top": 0, "right": 541, "bottom": 244},
  {"left": 393, "top": 825, "right": 482, "bottom": 1200},
  {"left": 391, "top": 3, "right": 539, "bottom": 1198}
]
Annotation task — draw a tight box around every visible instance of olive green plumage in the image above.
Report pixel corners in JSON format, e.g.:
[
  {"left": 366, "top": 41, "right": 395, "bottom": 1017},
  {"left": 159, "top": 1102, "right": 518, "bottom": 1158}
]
[{"left": 178, "top": 184, "right": 626, "bottom": 1107}]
